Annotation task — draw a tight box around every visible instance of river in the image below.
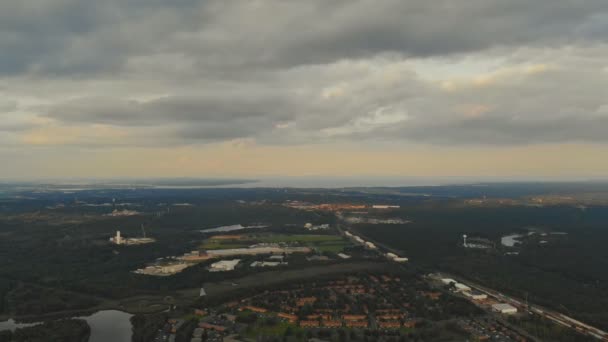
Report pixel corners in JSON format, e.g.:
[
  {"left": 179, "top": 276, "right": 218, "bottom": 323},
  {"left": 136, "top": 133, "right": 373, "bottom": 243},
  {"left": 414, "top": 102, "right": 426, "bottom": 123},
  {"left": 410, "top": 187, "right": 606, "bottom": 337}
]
[{"left": 0, "top": 310, "right": 133, "bottom": 342}]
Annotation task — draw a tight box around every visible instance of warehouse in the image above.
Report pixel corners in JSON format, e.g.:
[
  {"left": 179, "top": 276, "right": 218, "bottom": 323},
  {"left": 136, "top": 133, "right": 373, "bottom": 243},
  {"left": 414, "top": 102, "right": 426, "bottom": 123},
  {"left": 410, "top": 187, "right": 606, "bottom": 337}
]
[
  {"left": 209, "top": 259, "right": 241, "bottom": 272},
  {"left": 463, "top": 291, "right": 488, "bottom": 300},
  {"left": 492, "top": 303, "right": 518, "bottom": 314}
]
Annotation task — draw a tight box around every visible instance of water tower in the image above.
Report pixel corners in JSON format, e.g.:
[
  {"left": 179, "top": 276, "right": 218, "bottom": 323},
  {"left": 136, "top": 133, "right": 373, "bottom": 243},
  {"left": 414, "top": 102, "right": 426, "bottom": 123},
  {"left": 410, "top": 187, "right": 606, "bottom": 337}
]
[{"left": 462, "top": 234, "right": 468, "bottom": 247}]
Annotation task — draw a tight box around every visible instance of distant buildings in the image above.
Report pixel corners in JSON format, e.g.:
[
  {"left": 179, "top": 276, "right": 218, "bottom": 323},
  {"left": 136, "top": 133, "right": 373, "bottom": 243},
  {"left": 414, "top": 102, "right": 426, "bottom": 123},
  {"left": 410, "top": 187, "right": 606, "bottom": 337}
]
[
  {"left": 337, "top": 253, "right": 351, "bottom": 259},
  {"left": 109, "top": 230, "right": 155, "bottom": 245},
  {"left": 304, "top": 223, "right": 330, "bottom": 231},
  {"left": 134, "top": 262, "right": 190, "bottom": 276},
  {"left": 106, "top": 209, "right": 140, "bottom": 217},
  {"left": 372, "top": 205, "right": 400, "bottom": 209},
  {"left": 250, "top": 261, "right": 285, "bottom": 267}
]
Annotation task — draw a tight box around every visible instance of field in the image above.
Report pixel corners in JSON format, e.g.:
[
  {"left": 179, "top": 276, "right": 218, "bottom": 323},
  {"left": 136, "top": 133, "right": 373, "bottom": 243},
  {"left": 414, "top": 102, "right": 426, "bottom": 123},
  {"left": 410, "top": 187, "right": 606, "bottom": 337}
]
[{"left": 199, "top": 233, "right": 352, "bottom": 253}]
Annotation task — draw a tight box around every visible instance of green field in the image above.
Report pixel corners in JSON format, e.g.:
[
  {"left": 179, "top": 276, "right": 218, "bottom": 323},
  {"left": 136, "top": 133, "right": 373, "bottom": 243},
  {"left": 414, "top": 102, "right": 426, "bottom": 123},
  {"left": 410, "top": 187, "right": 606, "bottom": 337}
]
[
  {"left": 199, "top": 233, "right": 352, "bottom": 252},
  {"left": 256, "top": 234, "right": 345, "bottom": 243},
  {"left": 198, "top": 241, "right": 250, "bottom": 250}
]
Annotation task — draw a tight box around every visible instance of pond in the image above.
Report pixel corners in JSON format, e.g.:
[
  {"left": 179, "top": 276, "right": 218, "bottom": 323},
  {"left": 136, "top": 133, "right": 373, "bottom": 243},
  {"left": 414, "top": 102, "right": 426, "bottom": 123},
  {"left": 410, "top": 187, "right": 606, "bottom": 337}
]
[
  {"left": 201, "top": 224, "right": 267, "bottom": 233},
  {"left": 0, "top": 310, "right": 133, "bottom": 342}
]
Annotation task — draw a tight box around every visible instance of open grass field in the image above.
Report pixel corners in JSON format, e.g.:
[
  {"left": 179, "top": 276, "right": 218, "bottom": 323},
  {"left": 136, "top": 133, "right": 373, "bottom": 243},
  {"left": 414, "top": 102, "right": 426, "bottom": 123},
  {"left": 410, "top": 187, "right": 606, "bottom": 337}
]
[
  {"left": 199, "top": 233, "right": 352, "bottom": 252},
  {"left": 198, "top": 241, "right": 250, "bottom": 250}
]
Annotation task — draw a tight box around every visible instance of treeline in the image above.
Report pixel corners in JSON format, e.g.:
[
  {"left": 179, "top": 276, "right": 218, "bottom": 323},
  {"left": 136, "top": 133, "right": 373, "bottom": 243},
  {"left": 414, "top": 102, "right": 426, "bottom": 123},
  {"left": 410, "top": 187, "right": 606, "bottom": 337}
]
[
  {"left": 9, "top": 284, "right": 99, "bottom": 316},
  {"left": 0, "top": 279, "right": 14, "bottom": 314}
]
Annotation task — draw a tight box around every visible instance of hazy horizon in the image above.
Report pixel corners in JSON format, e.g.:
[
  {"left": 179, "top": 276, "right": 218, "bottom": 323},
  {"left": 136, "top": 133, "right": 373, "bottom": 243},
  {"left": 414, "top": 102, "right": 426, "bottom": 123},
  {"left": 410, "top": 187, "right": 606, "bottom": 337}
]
[{"left": 3, "top": 176, "right": 608, "bottom": 189}]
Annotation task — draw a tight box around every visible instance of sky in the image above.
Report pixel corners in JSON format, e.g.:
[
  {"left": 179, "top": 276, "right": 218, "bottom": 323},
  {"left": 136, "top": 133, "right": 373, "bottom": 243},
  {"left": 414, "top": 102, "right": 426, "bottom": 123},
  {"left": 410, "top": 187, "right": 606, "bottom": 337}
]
[{"left": 1, "top": 1, "right": 608, "bottom": 180}]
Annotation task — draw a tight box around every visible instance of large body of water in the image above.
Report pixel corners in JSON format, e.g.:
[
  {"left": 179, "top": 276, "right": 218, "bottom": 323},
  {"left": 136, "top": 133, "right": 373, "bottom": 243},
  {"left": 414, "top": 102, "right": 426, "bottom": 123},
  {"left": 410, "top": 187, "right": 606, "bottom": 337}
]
[{"left": 0, "top": 310, "right": 133, "bottom": 342}]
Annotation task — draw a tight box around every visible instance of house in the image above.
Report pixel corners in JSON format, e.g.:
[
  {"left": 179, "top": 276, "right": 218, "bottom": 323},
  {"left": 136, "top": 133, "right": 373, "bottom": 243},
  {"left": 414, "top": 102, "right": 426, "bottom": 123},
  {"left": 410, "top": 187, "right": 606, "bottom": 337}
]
[
  {"left": 300, "top": 320, "right": 320, "bottom": 328},
  {"left": 277, "top": 312, "right": 298, "bottom": 323}
]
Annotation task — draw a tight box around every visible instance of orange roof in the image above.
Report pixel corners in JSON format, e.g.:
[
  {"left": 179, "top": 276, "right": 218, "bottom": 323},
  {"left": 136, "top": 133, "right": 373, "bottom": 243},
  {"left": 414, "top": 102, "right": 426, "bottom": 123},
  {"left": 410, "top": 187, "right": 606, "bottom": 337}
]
[
  {"left": 379, "top": 321, "right": 401, "bottom": 329},
  {"left": 299, "top": 320, "right": 320, "bottom": 327},
  {"left": 346, "top": 320, "right": 368, "bottom": 327},
  {"left": 199, "top": 322, "right": 226, "bottom": 332},
  {"left": 403, "top": 320, "right": 418, "bottom": 328},
  {"left": 342, "top": 314, "right": 367, "bottom": 321},
  {"left": 296, "top": 297, "right": 317, "bottom": 306},
  {"left": 278, "top": 313, "right": 298, "bottom": 322},
  {"left": 422, "top": 291, "right": 442, "bottom": 300},
  {"left": 377, "top": 314, "right": 403, "bottom": 320},
  {"left": 322, "top": 320, "right": 342, "bottom": 328},
  {"left": 241, "top": 305, "right": 268, "bottom": 313}
]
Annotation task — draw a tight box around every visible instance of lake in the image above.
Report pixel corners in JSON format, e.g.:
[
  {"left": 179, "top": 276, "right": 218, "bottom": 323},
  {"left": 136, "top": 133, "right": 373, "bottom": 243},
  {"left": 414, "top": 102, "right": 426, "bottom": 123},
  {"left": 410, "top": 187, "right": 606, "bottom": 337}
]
[
  {"left": 201, "top": 224, "right": 268, "bottom": 233},
  {"left": 0, "top": 310, "right": 133, "bottom": 342}
]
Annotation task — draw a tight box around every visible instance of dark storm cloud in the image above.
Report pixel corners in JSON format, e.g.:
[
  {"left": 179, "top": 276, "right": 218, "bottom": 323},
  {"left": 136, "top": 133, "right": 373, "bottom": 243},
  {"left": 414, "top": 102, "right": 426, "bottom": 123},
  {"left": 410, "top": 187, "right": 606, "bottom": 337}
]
[
  {"left": 46, "top": 94, "right": 296, "bottom": 141},
  {"left": 1, "top": 0, "right": 608, "bottom": 75},
  {"left": 2, "top": 0, "right": 608, "bottom": 147}
]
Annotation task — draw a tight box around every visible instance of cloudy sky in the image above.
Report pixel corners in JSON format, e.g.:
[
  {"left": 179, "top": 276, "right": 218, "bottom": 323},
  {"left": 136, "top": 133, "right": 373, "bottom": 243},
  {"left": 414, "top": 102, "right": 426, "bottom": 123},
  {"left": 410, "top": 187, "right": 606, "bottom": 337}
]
[{"left": 2, "top": 0, "right": 608, "bottom": 180}]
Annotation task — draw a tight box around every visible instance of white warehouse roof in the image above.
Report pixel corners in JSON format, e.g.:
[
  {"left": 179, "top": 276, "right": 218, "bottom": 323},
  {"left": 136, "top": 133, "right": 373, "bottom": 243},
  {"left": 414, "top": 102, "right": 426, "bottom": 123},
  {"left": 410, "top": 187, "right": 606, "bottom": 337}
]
[{"left": 492, "top": 303, "right": 518, "bottom": 314}]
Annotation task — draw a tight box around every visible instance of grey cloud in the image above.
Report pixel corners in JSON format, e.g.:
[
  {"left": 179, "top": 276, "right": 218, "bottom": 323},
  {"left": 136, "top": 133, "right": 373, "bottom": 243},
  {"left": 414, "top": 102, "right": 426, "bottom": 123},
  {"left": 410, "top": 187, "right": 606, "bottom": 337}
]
[
  {"left": 397, "top": 116, "right": 608, "bottom": 145},
  {"left": 3, "top": 1, "right": 608, "bottom": 148},
  {"left": 45, "top": 93, "right": 297, "bottom": 142},
  {"left": 2, "top": 1, "right": 608, "bottom": 75}
]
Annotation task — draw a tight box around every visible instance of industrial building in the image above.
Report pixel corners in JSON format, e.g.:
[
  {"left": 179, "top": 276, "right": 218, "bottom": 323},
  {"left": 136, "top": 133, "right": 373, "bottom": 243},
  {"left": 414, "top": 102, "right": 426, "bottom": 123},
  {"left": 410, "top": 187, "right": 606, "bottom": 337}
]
[
  {"left": 492, "top": 303, "right": 518, "bottom": 314},
  {"left": 372, "top": 205, "right": 400, "bottom": 209},
  {"left": 440, "top": 278, "right": 471, "bottom": 292},
  {"left": 209, "top": 259, "right": 241, "bottom": 272},
  {"left": 385, "top": 252, "right": 408, "bottom": 263},
  {"left": 463, "top": 291, "right": 488, "bottom": 300},
  {"left": 337, "top": 253, "right": 351, "bottom": 259},
  {"left": 109, "top": 230, "right": 155, "bottom": 246},
  {"left": 250, "top": 261, "right": 285, "bottom": 267},
  {"left": 133, "top": 262, "right": 191, "bottom": 276},
  {"left": 441, "top": 278, "right": 457, "bottom": 285},
  {"left": 454, "top": 283, "right": 472, "bottom": 292}
]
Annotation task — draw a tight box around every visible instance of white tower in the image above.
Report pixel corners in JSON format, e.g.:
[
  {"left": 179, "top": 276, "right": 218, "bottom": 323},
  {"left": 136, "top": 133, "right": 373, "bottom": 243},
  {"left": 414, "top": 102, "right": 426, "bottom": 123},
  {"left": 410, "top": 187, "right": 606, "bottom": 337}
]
[
  {"left": 116, "top": 230, "right": 122, "bottom": 245},
  {"left": 462, "top": 234, "right": 468, "bottom": 247}
]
